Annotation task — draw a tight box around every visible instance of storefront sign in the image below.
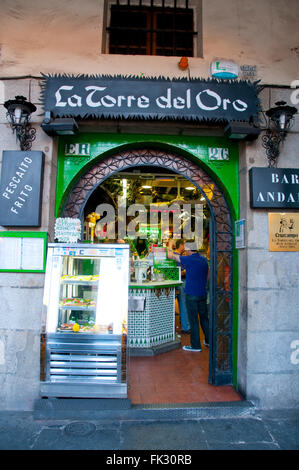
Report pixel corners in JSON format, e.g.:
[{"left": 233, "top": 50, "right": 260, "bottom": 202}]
[
  {"left": 54, "top": 217, "right": 81, "bottom": 243},
  {"left": 269, "top": 213, "right": 299, "bottom": 251},
  {"left": 0, "top": 151, "right": 44, "bottom": 227},
  {"left": 42, "top": 74, "right": 260, "bottom": 123},
  {"left": 249, "top": 167, "right": 299, "bottom": 209}
]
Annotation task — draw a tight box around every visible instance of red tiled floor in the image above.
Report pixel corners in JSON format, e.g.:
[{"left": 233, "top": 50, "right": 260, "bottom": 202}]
[{"left": 127, "top": 333, "right": 242, "bottom": 405}]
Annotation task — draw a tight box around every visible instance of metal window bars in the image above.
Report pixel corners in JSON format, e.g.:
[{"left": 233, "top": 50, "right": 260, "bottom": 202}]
[{"left": 107, "top": 0, "right": 197, "bottom": 56}]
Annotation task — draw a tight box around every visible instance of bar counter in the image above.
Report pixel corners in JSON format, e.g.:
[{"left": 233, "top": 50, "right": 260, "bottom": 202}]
[{"left": 128, "top": 280, "right": 182, "bottom": 356}]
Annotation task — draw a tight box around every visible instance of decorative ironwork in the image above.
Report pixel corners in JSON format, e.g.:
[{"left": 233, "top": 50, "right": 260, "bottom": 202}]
[
  {"left": 262, "top": 129, "right": 281, "bottom": 168},
  {"left": 14, "top": 124, "right": 36, "bottom": 151},
  {"left": 4, "top": 95, "right": 37, "bottom": 151},
  {"left": 62, "top": 148, "right": 234, "bottom": 385},
  {"left": 262, "top": 100, "right": 297, "bottom": 168}
]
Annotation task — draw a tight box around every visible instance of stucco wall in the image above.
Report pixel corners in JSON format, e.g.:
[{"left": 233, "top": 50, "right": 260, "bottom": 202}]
[{"left": 0, "top": 0, "right": 298, "bottom": 84}]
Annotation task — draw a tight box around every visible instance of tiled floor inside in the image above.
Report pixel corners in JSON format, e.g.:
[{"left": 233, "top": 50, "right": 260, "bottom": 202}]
[{"left": 128, "top": 331, "right": 242, "bottom": 405}]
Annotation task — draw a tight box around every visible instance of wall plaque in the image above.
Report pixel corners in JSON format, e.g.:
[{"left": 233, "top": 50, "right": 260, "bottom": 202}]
[
  {"left": 0, "top": 151, "right": 44, "bottom": 227},
  {"left": 249, "top": 167, "right": 299, "bottom": 209},
  {"left": 269, "top": 213, "right": 299, "bottom": 251}
]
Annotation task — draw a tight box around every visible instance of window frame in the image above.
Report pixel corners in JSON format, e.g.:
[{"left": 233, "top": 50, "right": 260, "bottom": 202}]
[{"left": 101, "top": 0, "right": 203, "bottom": 58}]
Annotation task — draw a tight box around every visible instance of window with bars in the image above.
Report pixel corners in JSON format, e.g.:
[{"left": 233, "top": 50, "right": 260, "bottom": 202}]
[{"left": 106, "top": 1, "right": 199, "bottom": 57}]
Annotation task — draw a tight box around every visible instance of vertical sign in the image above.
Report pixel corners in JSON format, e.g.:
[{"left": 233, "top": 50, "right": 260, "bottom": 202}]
[
  {"left": 0, "top": 151, "right": 44, "bottom": 226},
  {"left": 235, "top": 219, "right": 246, "bottom": 249}
]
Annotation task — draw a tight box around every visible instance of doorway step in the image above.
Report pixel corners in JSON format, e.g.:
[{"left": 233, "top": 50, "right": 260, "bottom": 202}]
[{"left": 33, "top": 398, "right": 254, "bottom": 421}]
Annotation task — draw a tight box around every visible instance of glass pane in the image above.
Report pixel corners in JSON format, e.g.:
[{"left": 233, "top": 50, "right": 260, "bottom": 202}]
[{"left": 58, "top": 256, "right": 102, "bottom": 333}]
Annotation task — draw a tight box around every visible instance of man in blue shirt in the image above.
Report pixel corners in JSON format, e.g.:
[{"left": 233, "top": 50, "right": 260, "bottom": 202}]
[
  {"left": 169, "top": 243, "right": 209, "bottom": 352},
  {"left": 173, "top": 239, "right": 190, "bottom": 334}
]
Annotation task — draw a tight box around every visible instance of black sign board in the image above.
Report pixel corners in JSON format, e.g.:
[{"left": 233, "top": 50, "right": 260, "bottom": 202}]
[
  {"left": 0, "top": 151, "right": 44, "bottom": 226},
  {"left": 249, "top": 167, "right": 299, "bottom": 209},
  {"left": 41, "top": 74, "right": 260, "bottom": 123}
]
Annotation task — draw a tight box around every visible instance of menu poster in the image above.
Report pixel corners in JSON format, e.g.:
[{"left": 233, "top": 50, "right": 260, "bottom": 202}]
[
  {"left": 0, "top": 237, "right": 22, "bottom": 270},
  {"left": 0, "top": 234, "right": 46, "bottom": 271},
  {"left": 268, "top": 213, "right": 299, "bottom": 252},
  {"left": 21, "top": 237, "right": 45, "bottom": 270},
  {"left": 54, "top": 218, "right": 81, "bottom": 243}
]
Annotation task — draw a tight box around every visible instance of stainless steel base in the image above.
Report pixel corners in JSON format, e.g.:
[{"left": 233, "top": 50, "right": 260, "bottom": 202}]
[{"left": 40, "top": 381, "right": 127, "bottom": 398}]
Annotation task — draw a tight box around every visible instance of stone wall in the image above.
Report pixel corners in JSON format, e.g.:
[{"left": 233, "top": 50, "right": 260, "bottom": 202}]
[
  {"left": 0, "top": 78, "right": 56, "bottom": 410},
  {"left": 238, "top": 86, "right": 299, "bottom": 408}
]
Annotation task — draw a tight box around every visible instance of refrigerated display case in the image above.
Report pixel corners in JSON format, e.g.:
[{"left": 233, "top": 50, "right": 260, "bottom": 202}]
[{"left": 40, "top": 243, "right": 130, "bottom": 398}]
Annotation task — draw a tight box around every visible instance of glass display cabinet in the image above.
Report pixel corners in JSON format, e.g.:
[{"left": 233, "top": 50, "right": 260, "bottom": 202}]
[{"left": 40, "top": 243, "right": 130, "bottom": 398}]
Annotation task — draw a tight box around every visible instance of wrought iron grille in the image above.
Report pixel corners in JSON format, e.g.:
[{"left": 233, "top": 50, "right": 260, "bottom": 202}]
[
  {"left": 107, "top": 0, "right": 196, "bottom": 56},
  {"left": 62, "top": 148, "right": 234, "bottom": 385}
]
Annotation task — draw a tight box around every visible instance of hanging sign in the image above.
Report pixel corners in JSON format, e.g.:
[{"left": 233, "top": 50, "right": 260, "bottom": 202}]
[
  {"left": 41, "top": 74, "right": 260, "bottom": 123},
  {"left": 54, "top": 217, "right": 81, "bottom": 243},
  {"left": 249, "top": 167, "right": 299, "bottom": 209},
  {"left": 0, "top": 151, "right": 44, "bottom": 227},
  {"left": 269, "top": 213, "right": 299, "bottom": 252}
]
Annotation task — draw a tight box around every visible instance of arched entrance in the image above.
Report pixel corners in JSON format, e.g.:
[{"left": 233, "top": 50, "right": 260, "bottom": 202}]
[{"left": 62, "top": 147, "right": 234, "bottom": 386}]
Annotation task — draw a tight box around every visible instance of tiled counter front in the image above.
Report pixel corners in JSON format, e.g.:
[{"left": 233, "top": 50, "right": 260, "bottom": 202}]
[{"left": 128, "top": 282, "right": 181, "bottom": 348}]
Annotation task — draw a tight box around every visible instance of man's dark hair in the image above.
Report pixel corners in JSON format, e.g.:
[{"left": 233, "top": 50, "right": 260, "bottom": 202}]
[{"left": 175, "top": 239, "right": 185, "bottom": 250}]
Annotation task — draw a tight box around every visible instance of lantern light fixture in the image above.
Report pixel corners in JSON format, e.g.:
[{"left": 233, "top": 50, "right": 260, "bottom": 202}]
[
  {"left": 4, "top": 95, "right": 37, "bottom": 150},
  {"left": 262, "top": 100, "right": 297, "bottom": 167}
]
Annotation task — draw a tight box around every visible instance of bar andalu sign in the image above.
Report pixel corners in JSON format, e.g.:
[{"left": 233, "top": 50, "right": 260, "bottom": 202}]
[
  {"left": 41, "top": 74, "right": 260, "bottom": 122},
  {"left": 249, "top": 167, "right": 299, "bottom": 208}
]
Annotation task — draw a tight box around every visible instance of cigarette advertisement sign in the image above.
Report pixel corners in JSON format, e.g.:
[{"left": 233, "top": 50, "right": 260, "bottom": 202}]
[{"left": 268, "top": 213, "right": 299, "bottom": 251}]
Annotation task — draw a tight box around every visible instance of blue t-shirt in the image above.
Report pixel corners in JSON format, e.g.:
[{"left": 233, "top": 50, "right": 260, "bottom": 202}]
[{"left": 179, "top": 253, "right": 209, "bottom": 297}]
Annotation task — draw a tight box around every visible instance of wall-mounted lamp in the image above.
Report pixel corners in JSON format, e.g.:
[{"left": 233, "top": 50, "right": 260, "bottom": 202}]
[
  {"left": 4, "top": 95, "right": 37, "bottom": 150},
  {"left": 224, "top": 121, "right": 261, "bottom": 141},
  {"left": 41, "top": 112, "right": 79, "bottom": 136},
  {"left": 262, "top": 101, "right": 297, "bottom": 167}
]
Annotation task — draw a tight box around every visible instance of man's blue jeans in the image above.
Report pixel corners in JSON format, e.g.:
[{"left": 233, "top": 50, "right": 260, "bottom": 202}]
[
  {"left": 177, "top": 281, "right": 190, "bottom": 332},
  {"left": 185, "top": 295, "right": 209, "bottom": 349}
]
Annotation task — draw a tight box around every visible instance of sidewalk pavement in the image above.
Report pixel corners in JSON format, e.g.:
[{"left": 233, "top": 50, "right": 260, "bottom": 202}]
[{"left": 0, "top": 403, "right": 298, "bottom": 451}]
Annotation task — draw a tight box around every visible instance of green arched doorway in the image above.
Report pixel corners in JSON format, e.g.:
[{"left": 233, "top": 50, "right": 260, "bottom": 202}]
[{"left": 61, "top": 146, "right": 235, "bottom": 386}]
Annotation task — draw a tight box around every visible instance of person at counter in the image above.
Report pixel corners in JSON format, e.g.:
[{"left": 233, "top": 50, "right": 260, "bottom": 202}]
[
  {"left": 168, "top": 242, "right": 209, "bottom": 352},
  {"left": 172, "top": 239, "right": 190, "bottom": 334}
]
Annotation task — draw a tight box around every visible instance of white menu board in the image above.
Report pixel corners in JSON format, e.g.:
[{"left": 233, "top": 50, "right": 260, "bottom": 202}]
[
  {"left": 0, "top": 237, "right": 22, "bottom": 270},
  {"left": 21, "top": 237, "right": 45, "bottom": 270},
  {"left": 0, "top": 234, "right": 45, "bottom": 271}
]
